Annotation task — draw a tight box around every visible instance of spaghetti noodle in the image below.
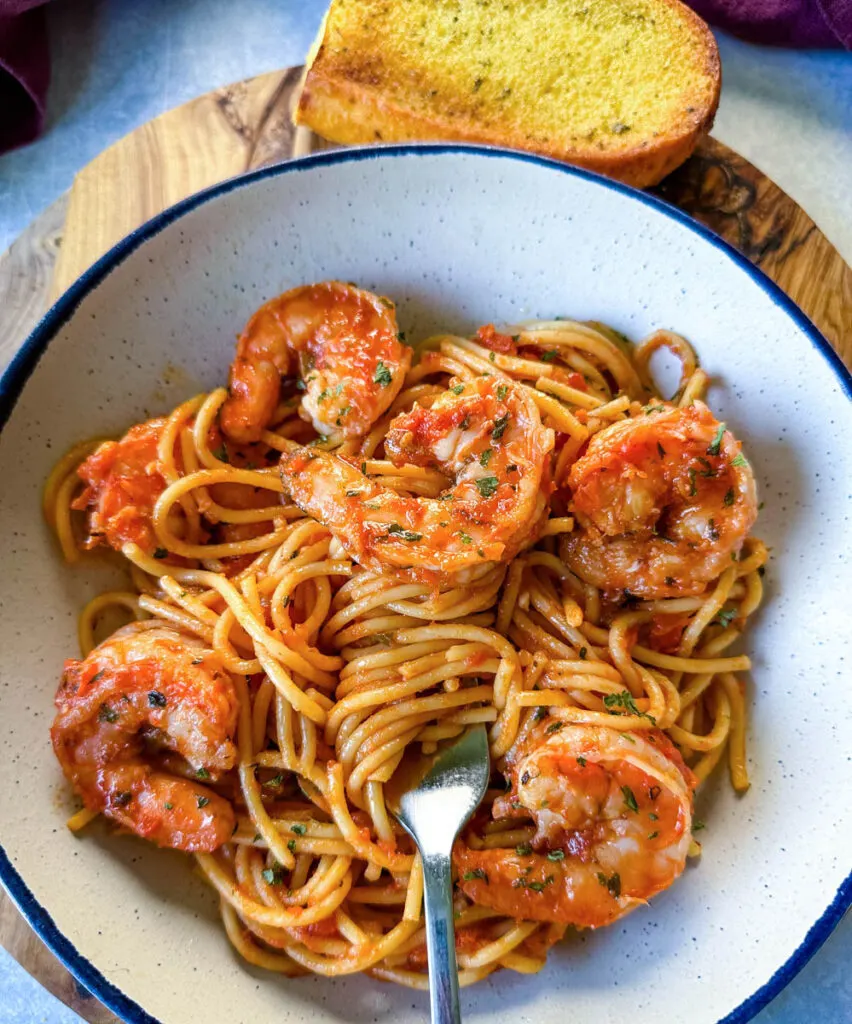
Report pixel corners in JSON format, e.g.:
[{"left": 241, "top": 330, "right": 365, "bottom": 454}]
[{"left": 46, "top": 282, "right": 764, "bottom": 986}]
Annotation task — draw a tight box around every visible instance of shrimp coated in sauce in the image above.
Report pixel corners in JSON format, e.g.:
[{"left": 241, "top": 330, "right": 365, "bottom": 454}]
[
  {"left": 51, "top": 623, "right": 239, "bottom": 851},
  {"left": 454, "top": 722, "right": 695, "bottom": 928},
  {"left": 220, "top": 281, "right": 412, "bottom": 444},
  {"left": 72, "top": 417, "right": 277, "bottom": 558},
  {"left": 74, "top": 419, "right": 168, "bottom": 554},
  {"left": 279, "top": 376, "right": 554, "bottom": 577},
  {"left": 562, "top": 402, "right": 757, "bottom": 598}
]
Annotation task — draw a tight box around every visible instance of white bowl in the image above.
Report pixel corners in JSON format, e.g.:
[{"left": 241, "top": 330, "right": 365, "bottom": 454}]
[{"left": 0, "top": 146, "right": 849, "bottom": 1024}]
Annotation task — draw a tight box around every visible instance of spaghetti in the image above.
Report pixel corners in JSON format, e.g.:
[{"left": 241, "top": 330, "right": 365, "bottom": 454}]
[{"left": 46, "top": 282, "right": 765, "bottom": 987}]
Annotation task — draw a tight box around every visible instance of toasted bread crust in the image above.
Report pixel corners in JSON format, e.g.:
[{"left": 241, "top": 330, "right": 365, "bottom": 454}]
[{"left": 296, "top": 0, "right": 721, "bottom": 188}]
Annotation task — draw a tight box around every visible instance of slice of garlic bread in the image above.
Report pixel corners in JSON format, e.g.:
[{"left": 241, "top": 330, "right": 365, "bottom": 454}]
[{"left": 295, "top": 0, "right": 721, "bottom": 187}]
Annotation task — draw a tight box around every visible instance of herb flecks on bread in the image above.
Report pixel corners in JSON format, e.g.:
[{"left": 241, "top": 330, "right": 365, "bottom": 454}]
[{"left": 296, "top": 0, "right": 721, "bottom": 187}]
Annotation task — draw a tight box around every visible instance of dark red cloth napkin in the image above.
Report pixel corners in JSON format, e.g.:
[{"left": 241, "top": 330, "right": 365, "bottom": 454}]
[
  {"left": 0, "top": 0, "right": 849, "bottom": 157},
  {"left": 0, "top": 0, "right": 48, "bottom": 153}
]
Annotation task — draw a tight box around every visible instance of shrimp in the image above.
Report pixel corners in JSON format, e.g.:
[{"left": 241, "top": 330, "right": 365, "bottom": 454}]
[
  {"left": 562, "top": 402, "right": 757, "bottom": 598},
  {"left": 51, "top": 622, "right": 239, "bottom": 852},
  {"left": 279, "top": 376, "right": 555, "bottom": 577},
  {"left": 74, "top": 419, "right": 168, "bottom": 554},
  {"left": 454, "top": 722, "right": 695, "bottom": 928},
  {"left": 72, "top": 418, "right": 278, "bottom": 558},
  {"left": 220, "top": 281, "right": 412, "bottom": 444}
]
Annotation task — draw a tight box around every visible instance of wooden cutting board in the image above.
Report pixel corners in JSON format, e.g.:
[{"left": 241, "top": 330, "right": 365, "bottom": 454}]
[{"left": 0, "top": 66, "right": 849, "bottom": 1024}]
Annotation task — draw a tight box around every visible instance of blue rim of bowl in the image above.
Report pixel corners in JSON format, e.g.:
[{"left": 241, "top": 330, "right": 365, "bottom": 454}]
[{"left": 0, "top": 143, "right": 849, "bottom": 1024}]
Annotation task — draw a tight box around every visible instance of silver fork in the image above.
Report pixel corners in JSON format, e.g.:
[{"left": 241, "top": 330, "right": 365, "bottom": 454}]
[{"left": 390, "top": 724, "right": 491, "bottom": 1024}]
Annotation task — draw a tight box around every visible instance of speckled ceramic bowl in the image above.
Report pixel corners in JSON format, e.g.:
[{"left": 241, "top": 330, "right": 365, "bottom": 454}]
[{"left": 0, "top": 146, "right": 849, "bottom": 1024}]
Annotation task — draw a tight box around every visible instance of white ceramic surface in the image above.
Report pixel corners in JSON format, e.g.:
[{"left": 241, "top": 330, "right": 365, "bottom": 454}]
[{"left": 0, "top": 147, "right": 849, "bottom": 1024}]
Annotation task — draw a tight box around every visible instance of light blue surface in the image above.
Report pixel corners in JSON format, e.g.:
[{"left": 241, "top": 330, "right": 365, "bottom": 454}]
[{"left": 0, "top": 2, "right": 849, "bottom": 1021}]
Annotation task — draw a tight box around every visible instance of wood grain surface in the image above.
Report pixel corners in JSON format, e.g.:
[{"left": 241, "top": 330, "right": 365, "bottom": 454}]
[{"left": 0, "top": 65, "right": 849, "bottom": 1024}]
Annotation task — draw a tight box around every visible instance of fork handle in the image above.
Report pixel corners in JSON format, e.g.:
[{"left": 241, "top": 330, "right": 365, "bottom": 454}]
[{"left": 421, "top": 849, "right": 462, "bottom": 1024}]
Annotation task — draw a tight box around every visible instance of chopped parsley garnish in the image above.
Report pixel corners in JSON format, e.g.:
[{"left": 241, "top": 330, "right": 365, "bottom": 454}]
[
  {"left": 114, "top": 791, "right": 132, "bottom": 807},
  {"left": 287, "top": 839, "right": 297, "bottom": 853},
  {"left": 540, "top": 349, "right": 559, "bottom": 362},
  {"left": 98, "top": 704, "right": 119, "bottom": 723},
  {"left": 345, "top": 489, "right": 363, "bottom": 498},
  {"left": 687, "top": 468, "right": 698, "bottom": 497},
  {"left": 603, "top": 690, "right": 657, "bottom": 724},
  {"left": 578, "top": 647, "right": 587, "bottom": 660},
  {"left": 336, "top": 406, "right": 351, "bottom": 425},
  {"left": 648, "top": 831, "right": 659, "bottom": 840},
  {"left": 387, "top": 523, "right": 423, "bottom": 542},
  {"left": 291, "top": 823, "right": 307, "bottom": 835},
  {"left": 496, "top": 384, "right": 508, "bottom": 400},
  {"left": 648, "top": 785, "right": 661, "bottom": 801},
  {"left": 374, "top": 361, "right": 393, "bottom": 387},
  {"left": 731, "top": 452, "right": 748, "bottom": 468},
  {"left": 513, "top": 876, "right": 554, "bottom": 892},
  {"left": 147, "top": 691, "right": 167, "bottom": 708},
  {"left": 489, "top": 351, "right": 496, "bottom": 362},
  {"left": 153, "top": 547, "right": 168, "bottom": 560},
  {"left": 459, "top": 532, "right": 473, "bottom": 545},
  {"left": 212, "top": 443, "right": 229, "bottom": 463},
  {"left": 491, "top": 413, "right": 509, "bottom": 441},
  {"left": 197, "top": 796, "right": 210, "bottom": 809},
  {"left": 708, "top": 518, "right": 720, "bottom": 541},
  {"left": 451, "top": 383, "right": 465, "bottom": 395},
  {"left": 460, "top": 414, "right": 471, "bottom": 430},
  {"left": 90, "top": 669, "right": 105, "bottom": 684},
  {"left": 533, "top": 706, "right": 549, "bottom": 722},
  {"left": 547, "top": 850, "right": 565, "bottom": 861},
  {"left": 164, "top": 802, "right": 174, "bottom": 810},
  {"left": 649, "top": 812, "right": 658, "bottom": 821},
  {"left": 707, "top": 423, "right": 726, "bottom": 456},
  {"left": 545, "top": 721, "right": 563, "bottom": 734},
  {"left": 463, "top": 868, "right": 489, "bottom": 882},
  {"left": 261, "top": 867, "right": 285, "bottom": 885},
  {"left": 715, "top": 607, "right": 737, "bottom": 629},
  {"left": 475, "top": 476, "right": 499, "bottom": 499},
  {"left": 316, "top": 389, "right": 329, "bottom": 403},
  {"left": 515, "top": 843, "right": 533, "bottom": 856},
  {"left": 724, "top": 488, "right": 735, "bottom": 506},
  {"left": 657, "top": 442, "right": 666, "bottom": 458},
  {"left": 692, "top": 820, "right": 706, "bottom": 832},
  {"left": 360, "top": 461, "right": 367, "bottom": 474},
  {"left": 264, "top": 774, "right": 284, "bottom": 788},
  {"left": 596, "top": 871, "right": 622, "bottom": 898},
  {"left": 621, "top": 785, "right": 639, "bottom": 813},
  {"left": 576, "top": 756, "right": 587, "bottom": 767},
  {"left": 195, "top": 767, "right": 210, "bottom": 780},
  {"left": 479, "top": 448, "right": 493, "bottom": 467}
]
